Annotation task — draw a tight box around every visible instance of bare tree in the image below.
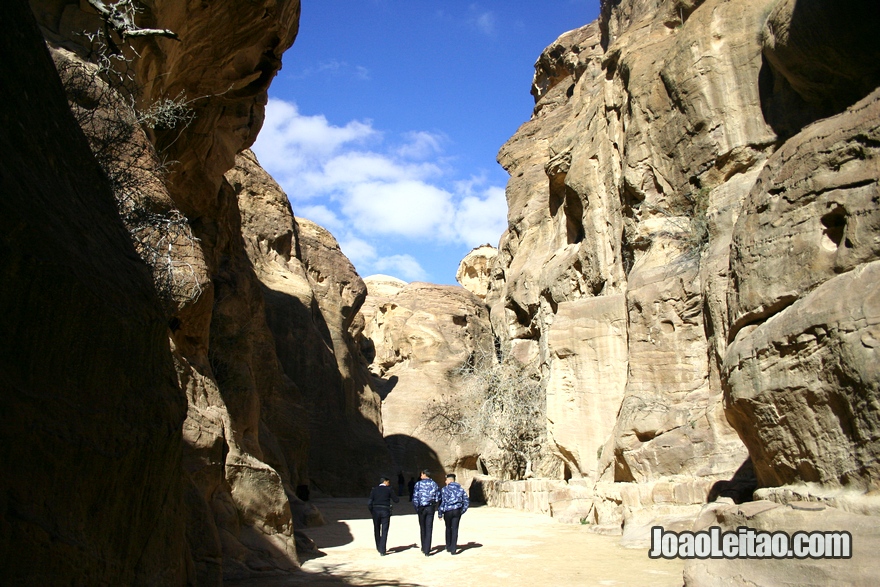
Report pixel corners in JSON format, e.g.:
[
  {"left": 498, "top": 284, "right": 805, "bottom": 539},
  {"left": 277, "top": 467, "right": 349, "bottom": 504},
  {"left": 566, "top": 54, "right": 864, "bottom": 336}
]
[
  {"left": 423, "top": 348, "right": 546, "bottom": 480},
  {"left": 54, "top": 3, "right": 202, "bottom": 308}
]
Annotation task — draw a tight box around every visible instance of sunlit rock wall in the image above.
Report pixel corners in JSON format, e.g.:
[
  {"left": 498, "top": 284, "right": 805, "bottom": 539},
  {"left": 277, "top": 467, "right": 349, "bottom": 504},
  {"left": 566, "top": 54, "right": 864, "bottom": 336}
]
[
  {"left": 359, "top": 277, "right": 495, "bottom": 484},
  {"left": 486, "top": 0, "right": 880, "bottom": 532}
]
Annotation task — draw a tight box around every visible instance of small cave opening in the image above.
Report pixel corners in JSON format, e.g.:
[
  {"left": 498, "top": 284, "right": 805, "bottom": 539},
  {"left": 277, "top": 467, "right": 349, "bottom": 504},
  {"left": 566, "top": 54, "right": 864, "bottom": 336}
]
[{"left": 820, "top": 206, "right": 847, "bottom": 251}]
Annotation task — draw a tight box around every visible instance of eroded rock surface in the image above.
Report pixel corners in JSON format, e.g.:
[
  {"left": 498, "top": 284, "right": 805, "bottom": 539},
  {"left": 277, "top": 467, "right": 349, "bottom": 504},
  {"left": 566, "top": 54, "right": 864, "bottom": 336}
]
[
  {"left": 1, "top": 2, "right": 188, "bottom": 583},
  {"left": 456, "top": 244, "right": 498, "bottom": 299},
  {"left": 359, "top": 277, "right": 494, "bottom": 483},
  {"left": 229, "top": 150, "right": 392, "bottom": 496},
  {"left": 27, "top": 0, "right": 312, "bottom": 582},
  {"left": 480, "top": 0, "right": 880, "bottom": 567}
]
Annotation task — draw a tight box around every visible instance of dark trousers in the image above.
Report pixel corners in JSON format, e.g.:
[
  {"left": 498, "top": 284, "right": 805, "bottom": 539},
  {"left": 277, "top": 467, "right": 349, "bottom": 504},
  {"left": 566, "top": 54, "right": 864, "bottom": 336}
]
[
  {"left": 417, "top": 506, "right": 435, "bottom": 554},
  {"left": 371, "top": 508, "right": 391, "bottom": 554},
  {"left": 443, "top": 508, "right": 462, "bottom": 553}
]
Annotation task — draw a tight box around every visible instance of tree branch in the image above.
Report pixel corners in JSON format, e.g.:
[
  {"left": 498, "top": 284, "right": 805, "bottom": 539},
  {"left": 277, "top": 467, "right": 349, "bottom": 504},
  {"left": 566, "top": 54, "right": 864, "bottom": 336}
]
[{"left": 88, "top": 0, "right": 179, "bottom": 41}]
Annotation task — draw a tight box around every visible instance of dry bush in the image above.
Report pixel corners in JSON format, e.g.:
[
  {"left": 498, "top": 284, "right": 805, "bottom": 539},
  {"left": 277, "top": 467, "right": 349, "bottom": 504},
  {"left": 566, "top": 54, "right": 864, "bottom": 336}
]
[
  {"left": 55, "top": 15, "right": 201, "bottom": 308},
  {"left": 423, "top": 348, "right": 546, "bottom": 480}
]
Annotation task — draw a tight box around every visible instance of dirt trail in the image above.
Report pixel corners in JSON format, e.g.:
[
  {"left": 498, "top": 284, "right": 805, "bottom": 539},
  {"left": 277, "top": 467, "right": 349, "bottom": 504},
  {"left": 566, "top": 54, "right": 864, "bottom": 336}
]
[{"left": 230, "top": 498, "right": 684, "bottom": 586}]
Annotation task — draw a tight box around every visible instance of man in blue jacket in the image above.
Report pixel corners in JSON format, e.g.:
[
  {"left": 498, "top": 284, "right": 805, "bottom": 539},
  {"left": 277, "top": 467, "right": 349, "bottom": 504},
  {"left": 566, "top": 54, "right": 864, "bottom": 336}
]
[
  {"left": 411, "top": 469, "right": 441, "bottom": 556},
  {"left": 368, "top": 476, "right": 399, "bottom": 555},
  {"left": 437, "top": 473, "right": 469, "bottom": 555}
]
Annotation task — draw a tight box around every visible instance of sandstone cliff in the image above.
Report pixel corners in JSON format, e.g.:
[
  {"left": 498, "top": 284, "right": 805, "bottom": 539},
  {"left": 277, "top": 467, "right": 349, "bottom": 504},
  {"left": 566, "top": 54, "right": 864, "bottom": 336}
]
[
  {"left": 5, "top": 0, "right": 880, "bottom": 584},
  {"left": 228, "top": 149, "right": 392, "bottom": 496},
  {"left": 7, "top": 0, "right": 391, "bottom": 583},
  {"left": 1, "top": 1, "right": 188, "bottom": 584},
  {"left": 477, "top": 0, "right": 880, "bottom": 582},
  {"left": 358, "top": 276, "right": 495, "bottom": 484}
]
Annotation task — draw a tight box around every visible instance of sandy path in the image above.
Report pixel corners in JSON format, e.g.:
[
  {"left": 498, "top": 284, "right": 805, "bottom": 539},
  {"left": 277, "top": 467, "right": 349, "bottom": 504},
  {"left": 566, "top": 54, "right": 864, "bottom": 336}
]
[{"left": 230, "top": 498, "right": 684, "bottom": 586}]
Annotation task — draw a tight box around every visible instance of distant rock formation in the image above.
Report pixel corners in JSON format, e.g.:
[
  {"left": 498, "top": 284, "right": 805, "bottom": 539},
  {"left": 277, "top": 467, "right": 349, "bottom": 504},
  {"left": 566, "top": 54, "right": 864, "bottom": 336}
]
[
  {"left": 358, "top": 277, "right": 494, "bottom": 484},
  {"left": 456, "top": 244, "right": 498, "bottom": 299}
]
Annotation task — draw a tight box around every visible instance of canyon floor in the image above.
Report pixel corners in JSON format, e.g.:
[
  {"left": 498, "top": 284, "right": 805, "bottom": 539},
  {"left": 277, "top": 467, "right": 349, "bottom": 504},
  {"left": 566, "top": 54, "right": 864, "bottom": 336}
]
[{"left": 229, "top": 498, "right": 685, "bottom": 586}]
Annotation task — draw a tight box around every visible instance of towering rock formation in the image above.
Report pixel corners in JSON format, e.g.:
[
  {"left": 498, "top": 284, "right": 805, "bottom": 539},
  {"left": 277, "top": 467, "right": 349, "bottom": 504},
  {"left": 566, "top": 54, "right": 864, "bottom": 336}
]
[
  {"left": 1, "top": 1, "right": 189, "bottom": 584},
  {"left": 5, "top": 0, "right": 879, "bottom": 584},
  {"left": 9, "top": 0, "right": 387, "bottom": 583},
  {"left": 228, "top": 150, "right": 392, "bottom": 496},
  {"left": 479, "top": 0, "right": 880, "bottom": 582}
]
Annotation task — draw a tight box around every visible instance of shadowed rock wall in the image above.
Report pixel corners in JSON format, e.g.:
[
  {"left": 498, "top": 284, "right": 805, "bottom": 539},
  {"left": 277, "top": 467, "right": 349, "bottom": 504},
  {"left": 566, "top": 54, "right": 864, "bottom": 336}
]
[{"left": 1, "top": 1, "right": 188, "bottom": 583}]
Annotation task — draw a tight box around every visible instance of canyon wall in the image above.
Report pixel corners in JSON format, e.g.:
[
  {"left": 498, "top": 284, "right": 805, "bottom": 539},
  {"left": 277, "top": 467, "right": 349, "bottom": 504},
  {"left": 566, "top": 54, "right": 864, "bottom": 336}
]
[
  {"left": 4, "top": 0, "right": 879, "bottom": 584},
  {"left": 7, "top": 0, "right": 389, "bottom": 583},
  {"left": 1, "top": 1, "right": 189, "bottom": 584},
  {"left": 474, "top": 0, "right": 880, "bottom": 581}
]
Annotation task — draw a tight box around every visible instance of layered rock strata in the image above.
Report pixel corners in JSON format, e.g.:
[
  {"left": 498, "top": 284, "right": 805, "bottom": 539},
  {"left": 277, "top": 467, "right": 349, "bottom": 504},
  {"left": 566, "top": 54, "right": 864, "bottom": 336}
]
[{"left": 480, "top": 2, "right": 880, "bottom": 577}]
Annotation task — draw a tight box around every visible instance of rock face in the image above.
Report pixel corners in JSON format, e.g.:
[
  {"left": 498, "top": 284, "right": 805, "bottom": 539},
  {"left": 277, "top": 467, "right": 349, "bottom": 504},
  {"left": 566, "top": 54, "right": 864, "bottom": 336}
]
[
  {"left": 229, "top": 150, "right": 392, "bottom": 496},
  {"left": 19, "top": 0, "right": 341, "bottom": 583},
  {"left": 456, "top": 244, "right": 499, "bottom": 299},
  {"left": 481, "top": 0, "right": 880, "bottom": 566},
  {"left": 1, "top": 1, "right": 188, "bottom": 583},
  {"left": 359, "top": 278, "right": 495, "bottom": 483},
  {"left": 684, "top": 499, "right": 880, "bottom": 586},
  {"left": 723, "top": 89, "right": 880, "bottom": 490}
]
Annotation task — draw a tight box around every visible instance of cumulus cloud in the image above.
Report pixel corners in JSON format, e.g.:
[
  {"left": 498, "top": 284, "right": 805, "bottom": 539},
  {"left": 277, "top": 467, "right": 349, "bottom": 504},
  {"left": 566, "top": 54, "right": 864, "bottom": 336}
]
[
  {"left": 296, "top": 204, "right": 343, "bottom": 233},
  {"left": 252, "top": 98, "right": 507, "bottom": 281},
  {"left": 454, "top": 185, "right": 508, "bottom": 246}
]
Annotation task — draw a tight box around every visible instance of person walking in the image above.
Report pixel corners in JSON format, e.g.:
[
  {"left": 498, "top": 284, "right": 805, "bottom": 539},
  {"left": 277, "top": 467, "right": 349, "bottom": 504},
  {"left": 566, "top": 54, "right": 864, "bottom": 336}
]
[
  {"left": 437, "top": 473, "right": 469, "bottom": 555},
  {"left": 368, "top": 476, "right": 399, "bottom": 556},
  {"left": 411, "top": 469, "right": 441, "bottom": 556}
]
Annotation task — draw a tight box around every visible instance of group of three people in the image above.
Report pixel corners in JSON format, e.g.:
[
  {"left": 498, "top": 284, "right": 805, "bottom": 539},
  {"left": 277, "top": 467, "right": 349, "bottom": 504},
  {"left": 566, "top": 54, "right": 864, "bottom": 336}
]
[{"left": 367, "top": 470, "right": 469, "bottom": 556}]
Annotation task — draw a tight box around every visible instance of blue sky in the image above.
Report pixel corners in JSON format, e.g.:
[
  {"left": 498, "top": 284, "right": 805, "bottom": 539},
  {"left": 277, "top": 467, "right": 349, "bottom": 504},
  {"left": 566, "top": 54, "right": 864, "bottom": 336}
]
[{"left": 252, "top": 1, "right": 601, "bottom": 285}]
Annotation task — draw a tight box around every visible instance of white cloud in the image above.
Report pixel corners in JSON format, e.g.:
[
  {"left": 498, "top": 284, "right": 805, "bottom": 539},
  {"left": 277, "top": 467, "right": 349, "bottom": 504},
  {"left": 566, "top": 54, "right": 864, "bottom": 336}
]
[
  {"left": 252, "top": 98, "right": 509, "bottom": 281},
  {"left": 296, "top": 204, "right": 343, "bottom": 233},
  {"left": 342, "top": 180, "right": 457, "bottom": 239},
  {"left": 337, "top": 235, "right": 378, "bottom": 268},
  {"left": 354, "top": 66, "right": 371, "bottom": 81},
  {"left": 253, "top": 100, "right": 376, "bottom": 189},
  {"left": 293, "top": 60, "right": 372, "bottom": 82},
  {"left": 475, "top": 11, "right": 497, "bottom": 36},
  {"left": 396, "top": 131, "right": 447, "bottom": 160},
  {"left": 336, "top": 237, "right": 428, "bottom": 283},
  {"left": 454, "top": 185, "right": 508, "bottom": 247},
  {"left": 467, "top": 5, "right": 497, "bottom": 36}
]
